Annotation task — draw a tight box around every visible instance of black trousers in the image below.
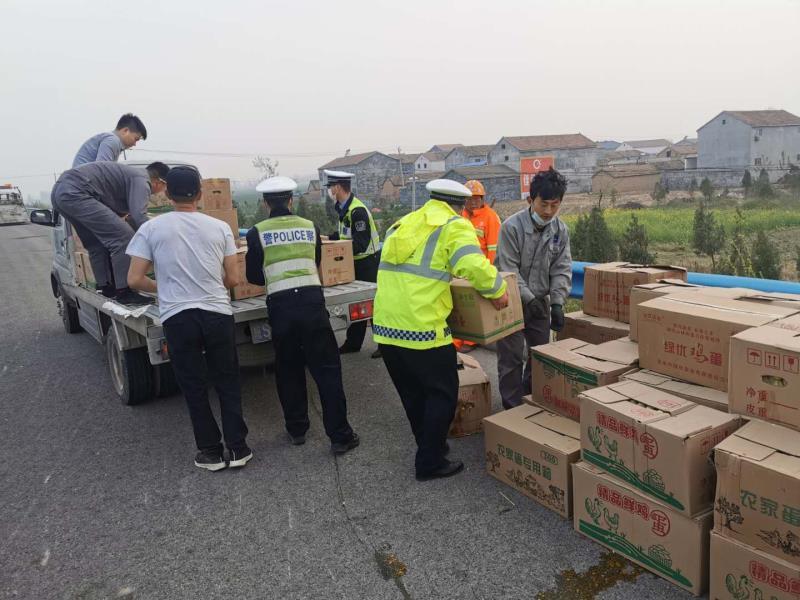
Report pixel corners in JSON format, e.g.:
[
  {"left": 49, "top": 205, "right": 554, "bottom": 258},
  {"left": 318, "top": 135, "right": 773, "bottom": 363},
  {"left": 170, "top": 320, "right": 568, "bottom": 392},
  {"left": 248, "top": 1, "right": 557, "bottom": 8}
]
[
  {"left": 379, "top": 343, "right": 458, "bottom": 475},
  {"left": 343, "top": 252, "right": 379, "bottom": 350},
  {"left": 162, "top": 309, "right": 248, "bottom": 455},
  {"left": 268, "top": 287, "right": 354, "bottom": 444}
]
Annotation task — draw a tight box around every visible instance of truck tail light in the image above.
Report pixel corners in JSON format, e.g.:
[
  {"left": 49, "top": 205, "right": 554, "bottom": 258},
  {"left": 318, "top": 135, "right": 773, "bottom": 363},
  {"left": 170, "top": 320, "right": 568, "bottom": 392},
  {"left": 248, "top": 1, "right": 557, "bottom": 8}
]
[{"left": 349, "top": 300, "right": 373, "bottom": 321}]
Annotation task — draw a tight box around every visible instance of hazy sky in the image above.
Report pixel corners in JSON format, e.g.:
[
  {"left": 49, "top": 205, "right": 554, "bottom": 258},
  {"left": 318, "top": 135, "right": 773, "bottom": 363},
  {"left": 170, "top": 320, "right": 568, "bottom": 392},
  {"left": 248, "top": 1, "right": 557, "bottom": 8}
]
[{"left": 2, "top": 0, "right": 798, "bottom": 198}]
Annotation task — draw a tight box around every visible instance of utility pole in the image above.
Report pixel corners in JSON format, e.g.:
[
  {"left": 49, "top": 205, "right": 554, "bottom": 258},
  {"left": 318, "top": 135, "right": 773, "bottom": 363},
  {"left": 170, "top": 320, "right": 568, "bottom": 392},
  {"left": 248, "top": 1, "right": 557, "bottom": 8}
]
[
  {"left": 410, "top": 175, "right": 419, "bottom": 211},
  {"left": 396, "top": 146, "right": 405, "bottom": 187}
]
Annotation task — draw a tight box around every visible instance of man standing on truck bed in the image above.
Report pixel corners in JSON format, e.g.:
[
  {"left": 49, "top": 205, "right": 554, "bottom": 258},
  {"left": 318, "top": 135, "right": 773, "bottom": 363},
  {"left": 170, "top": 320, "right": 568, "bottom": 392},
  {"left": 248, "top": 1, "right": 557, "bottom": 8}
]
[
  {"left": 373, "top": 179, "right": 508, "bottom": 481},
  {"left": 51, "top": 161, "right": 167, "bottom": 305},
  {"left": 245, "top": 176, "right": 360, "bottom": 456},
  {"left": 72, "top": 113, "right": 147, "bottom": 167},
  {"left": 323, "top": 170, "right": 382, "bottom": 357},
  {"left": 126, "top": 165, "right": 252, "bottom": 472},
  {"left": 495, "top": 167, "right": 572, "bottom": 410}
]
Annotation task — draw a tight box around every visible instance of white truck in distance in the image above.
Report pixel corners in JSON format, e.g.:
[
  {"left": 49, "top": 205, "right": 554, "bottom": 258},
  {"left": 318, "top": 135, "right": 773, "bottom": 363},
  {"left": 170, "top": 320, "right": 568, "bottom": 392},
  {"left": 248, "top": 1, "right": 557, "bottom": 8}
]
[{"left": 0, "top": 184, "right": 27, "bottom": 225}]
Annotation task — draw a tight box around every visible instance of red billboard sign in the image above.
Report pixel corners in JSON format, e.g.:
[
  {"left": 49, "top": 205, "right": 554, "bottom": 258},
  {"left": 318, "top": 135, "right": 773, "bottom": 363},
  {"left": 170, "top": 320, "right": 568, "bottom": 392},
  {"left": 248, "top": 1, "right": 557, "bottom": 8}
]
[{"left": 520, "top": 156, "right": 554, "bottom": 198}]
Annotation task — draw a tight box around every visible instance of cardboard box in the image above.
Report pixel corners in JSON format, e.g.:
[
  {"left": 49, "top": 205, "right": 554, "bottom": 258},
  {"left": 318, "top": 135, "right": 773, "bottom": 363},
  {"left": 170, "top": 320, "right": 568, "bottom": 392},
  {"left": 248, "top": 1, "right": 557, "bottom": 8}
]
[
  {"left": 580, "top": 380, "right": 741, "bottom": 516},
  {"left": 558, "top": 311, "right": 630, "bottom": 345},
  {"left": 583, "top": 263, "right": 687, "bottom": 323},
  {"left": 709, "top": 531, "right": 800, "bottom": 600},
  {"left": 713, "top": 420, "right": 800, "bottom": 566},
  {"left": 637, "top": 294, "right": 799, "bottom": 392},
  {"left": 483, "top": 405, "right": 581, "bottom": 518},
  {"left": 203, "top": 208, "right": 239, "bottom": 239},
  {"left": 201, "top": 178, "right": 233, "bottom": 211},
  {"left": 448, "top": 272, "right": 524, "bottom": 344},
  {"left": 318, "top": 240, "right": 355, "bottom": 286},
  {"left": 531, "top": 338, "right": 639, "bottom": 421},
  {"left": 573, "top": 461, "right": 713, "bottom": 596},
  {"left": 449, "top": 353, "right": 491, "bottom": 438},
  {"left": 620, "top": 369, "right": 729, "bottom": 412},
  {"left": 229, "top": 248, "right": 265, "bottom": 300},
  {"left": 629, "top": 280, "right": 703, "bottom": 341},
  {"left": 729, "top": 324, "right": 800, "bottom": 431}
]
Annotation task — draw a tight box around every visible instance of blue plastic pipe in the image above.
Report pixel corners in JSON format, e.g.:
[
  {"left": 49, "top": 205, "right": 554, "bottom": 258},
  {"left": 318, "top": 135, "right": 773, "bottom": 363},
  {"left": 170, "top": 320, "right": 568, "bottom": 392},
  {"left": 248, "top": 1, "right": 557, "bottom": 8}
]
[{"left": 570, "top": 261, "right": 800, "bottom": 299}]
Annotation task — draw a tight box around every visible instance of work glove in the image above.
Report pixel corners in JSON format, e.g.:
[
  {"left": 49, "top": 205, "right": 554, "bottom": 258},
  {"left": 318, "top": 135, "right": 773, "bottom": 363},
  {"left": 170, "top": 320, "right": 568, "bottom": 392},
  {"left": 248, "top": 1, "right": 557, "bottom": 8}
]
[{"left": 550, "top": 304, "right": 565, "bottom": 332}]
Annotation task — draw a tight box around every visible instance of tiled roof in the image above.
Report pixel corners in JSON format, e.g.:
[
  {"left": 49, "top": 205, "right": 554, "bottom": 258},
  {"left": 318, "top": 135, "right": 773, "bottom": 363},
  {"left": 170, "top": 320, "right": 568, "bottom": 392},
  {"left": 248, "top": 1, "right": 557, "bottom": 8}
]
[
  {"left": 622, "top": 139, "right": 671, "bottom": 148},
  {"left": 320, "top": 151, "right": 381, "bottom": 169},
  {"left": 444, "top": 164, "right": 518, "bottom": 179},
  {"left": 389, "top": 153, "right": 422, "bottom": 164},
  {"left": 503, "top": 133, "right": 595, "bottom": 151},
  {"left": 725, "top": 110, "right": 800, "bottom": 127},
  {"left": 429, "top": 144, "right": 464, "bottom": 152}
]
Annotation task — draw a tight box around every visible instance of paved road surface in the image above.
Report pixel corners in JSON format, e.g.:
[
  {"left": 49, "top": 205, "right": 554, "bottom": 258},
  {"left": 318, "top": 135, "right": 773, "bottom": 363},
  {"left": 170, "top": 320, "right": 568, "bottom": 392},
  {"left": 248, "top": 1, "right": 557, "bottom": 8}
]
[{"left": 0, "top": 224, "right": 699, "bottom": 599}]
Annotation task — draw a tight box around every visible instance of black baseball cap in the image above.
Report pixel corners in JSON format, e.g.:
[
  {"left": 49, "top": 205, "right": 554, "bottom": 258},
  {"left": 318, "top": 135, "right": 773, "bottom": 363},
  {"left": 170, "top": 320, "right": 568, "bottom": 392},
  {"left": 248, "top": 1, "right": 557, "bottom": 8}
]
[{"left": 166, "top": 166, "right": 201, "bottom": 198}]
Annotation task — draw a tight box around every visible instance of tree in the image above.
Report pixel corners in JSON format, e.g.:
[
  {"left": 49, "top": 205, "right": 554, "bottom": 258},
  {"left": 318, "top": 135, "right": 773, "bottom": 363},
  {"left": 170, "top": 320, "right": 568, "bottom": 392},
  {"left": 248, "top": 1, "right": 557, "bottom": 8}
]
[
  {"left": 721, "top": 208, "right": 753, "bottom": 277},
  {"left": 754, "top": 168, "right": 773, "bottom": 198},
  {"left": 700, "top": 177, "right": 714, "bottom": 202},
  {"left": 252, "top": 155, "right": 278, "bottom": 179},
  {"left": 618, "top": 213, "right": 655, "bottom": 264},
  {"left": 741, "top": 170, "right": 753, "bottom": 195},
  {"left": 691, "top": 201, "right": 726, "bottom": 270},
  {"left": 571, "top": 206, "right": 618, "bottom": 262},
  {"left": 651, "top": 181, "right": 667, "bottom": 204},
  {"left": 751, "top": 230, "right": 781, "bottom": 280}
]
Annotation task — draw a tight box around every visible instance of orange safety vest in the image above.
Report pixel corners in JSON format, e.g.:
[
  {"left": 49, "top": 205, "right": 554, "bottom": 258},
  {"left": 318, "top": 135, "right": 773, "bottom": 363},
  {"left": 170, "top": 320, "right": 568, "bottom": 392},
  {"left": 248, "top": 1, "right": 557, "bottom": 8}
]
[{"left": 462, "top": 204, "right": 501, "bottom": 263}]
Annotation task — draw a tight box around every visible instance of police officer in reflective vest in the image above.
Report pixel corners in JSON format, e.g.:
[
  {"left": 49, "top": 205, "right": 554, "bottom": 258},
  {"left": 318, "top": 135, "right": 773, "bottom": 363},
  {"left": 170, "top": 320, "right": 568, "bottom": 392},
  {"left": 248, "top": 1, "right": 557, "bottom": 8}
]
[
  {"left": 373, "top": 179, "right": 509, "bottom": 481},
  {"left": 324, "top": 170, "right": 381, "bottom": 356},
  {"left": 245, "top": 176, "right": 360, "bottom": 455}
]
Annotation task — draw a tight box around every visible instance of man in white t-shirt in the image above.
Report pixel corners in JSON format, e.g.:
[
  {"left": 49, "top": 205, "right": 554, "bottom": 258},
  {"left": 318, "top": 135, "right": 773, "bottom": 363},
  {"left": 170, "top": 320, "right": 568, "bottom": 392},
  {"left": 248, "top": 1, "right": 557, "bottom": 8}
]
[{"left": 126, "top": 166, "right": 252, "bottom": 472}]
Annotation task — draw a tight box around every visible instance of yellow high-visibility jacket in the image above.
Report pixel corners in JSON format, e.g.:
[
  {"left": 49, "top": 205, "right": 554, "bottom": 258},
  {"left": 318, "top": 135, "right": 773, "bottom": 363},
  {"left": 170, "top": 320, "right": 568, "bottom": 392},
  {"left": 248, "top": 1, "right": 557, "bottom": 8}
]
[{"left": 373, "top": 200, "right": 507, "bottom": 350}]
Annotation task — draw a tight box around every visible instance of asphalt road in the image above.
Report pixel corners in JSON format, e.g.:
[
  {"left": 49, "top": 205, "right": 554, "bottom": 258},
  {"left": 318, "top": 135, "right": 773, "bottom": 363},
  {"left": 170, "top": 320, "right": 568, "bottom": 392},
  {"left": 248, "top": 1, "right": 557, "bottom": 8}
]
[{"left": 0, "top": 224, "right": 697, "bottom": 600}]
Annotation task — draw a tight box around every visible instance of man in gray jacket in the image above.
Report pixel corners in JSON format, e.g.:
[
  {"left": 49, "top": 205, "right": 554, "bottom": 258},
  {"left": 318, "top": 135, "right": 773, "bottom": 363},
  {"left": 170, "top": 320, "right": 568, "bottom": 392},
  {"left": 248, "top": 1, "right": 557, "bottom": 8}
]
[
  {"left": 51, "top": 161, "right": 167, "bottom": 305},
  {"left": 72, "top": 113, "right": 147, "bottom": 167},
  {"left": 495, "top": 168, "right": 572, "bottom": 409}
]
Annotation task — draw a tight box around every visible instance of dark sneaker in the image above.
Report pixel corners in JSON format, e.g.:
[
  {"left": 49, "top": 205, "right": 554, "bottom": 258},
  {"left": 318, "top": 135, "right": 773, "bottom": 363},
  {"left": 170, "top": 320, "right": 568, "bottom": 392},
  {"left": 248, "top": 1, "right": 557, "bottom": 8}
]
[
  {"left": 370, "top": 348, "right": 382, "bottom": 359},
  {"left": 228, "top": 447, "right": 253, "bottom": 468},
  {"left": 115, "top": 288, "right": 155, "bottom": 306},
  {"left": 288, "top": 432, "right": 306, "bottom": 446},
  {"left": 331, "top": 432, "right": 360, "bottom": 455},
  {"left": 194, "top": 451, "right": 226, "bottom": 472},
  {"left": 338, "top": 344, "right": 360, "bottom": 354},
  {"left": 416, "top": 460, "right": 464, "bottom": 482},
  {"left": 99, "top": 284, "right": 116, "bottom": 298}
]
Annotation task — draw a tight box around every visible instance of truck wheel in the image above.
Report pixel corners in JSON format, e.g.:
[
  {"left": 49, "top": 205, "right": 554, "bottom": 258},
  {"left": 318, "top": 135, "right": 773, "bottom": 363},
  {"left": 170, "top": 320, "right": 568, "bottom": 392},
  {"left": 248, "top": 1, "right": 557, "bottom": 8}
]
[
  {"left": 105, "top": 335, "right": 153, "bottom": 406},
  {"left": 59, "top": 292, "right": 82, "bottom": 334},
  {"left": 153, "top": 363, "right": 181, "bottom": 398}
]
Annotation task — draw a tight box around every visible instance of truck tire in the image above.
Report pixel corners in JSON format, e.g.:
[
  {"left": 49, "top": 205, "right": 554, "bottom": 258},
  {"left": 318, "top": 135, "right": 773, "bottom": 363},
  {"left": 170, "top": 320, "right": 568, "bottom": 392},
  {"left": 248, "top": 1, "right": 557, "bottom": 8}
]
[
  {"left": 153, "top": 362, "right": 181, "bottom": 398},
  {"left": 105, "top": 335, "right": 153, "bottom": 406},
  {"left": 59, "top": 291, "right": 82, "bottom": 334}
]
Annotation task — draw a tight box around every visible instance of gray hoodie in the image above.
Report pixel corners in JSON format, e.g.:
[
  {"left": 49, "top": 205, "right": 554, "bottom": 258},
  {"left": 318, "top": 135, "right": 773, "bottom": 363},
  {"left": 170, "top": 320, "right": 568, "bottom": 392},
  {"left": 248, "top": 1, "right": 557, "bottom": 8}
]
[{"left": 495, "top": 208, "right": 572, "bottom": 316}]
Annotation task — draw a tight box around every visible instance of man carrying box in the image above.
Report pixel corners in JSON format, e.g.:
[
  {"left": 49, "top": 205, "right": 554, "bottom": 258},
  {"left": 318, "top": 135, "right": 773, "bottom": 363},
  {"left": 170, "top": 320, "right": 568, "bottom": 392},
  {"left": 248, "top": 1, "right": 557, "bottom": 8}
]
[
  {"left": 126, "top": 166, "right": 252, "bottom": 472},
  {"left": 373, "top": 179, "right": 508, "bottom": 481},
  {"left": 245, "top": 176, "right": 360, "bottom": 456},
  {"left": 495, "top": 168, "right": 572, "bottom": 409},
  {"left": 324, "top": 170, "right": 382, "bottom": 356},
  {"left": 51, "top": 160, "right": 167, "bottom": 305}
]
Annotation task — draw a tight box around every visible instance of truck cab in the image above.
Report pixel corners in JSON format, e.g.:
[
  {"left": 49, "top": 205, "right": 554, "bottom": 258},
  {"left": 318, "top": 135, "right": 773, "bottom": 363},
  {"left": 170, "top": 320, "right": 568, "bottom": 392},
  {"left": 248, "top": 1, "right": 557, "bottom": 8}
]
[{"left": 0, "top": 184, "right": 27, "bottom": 225}]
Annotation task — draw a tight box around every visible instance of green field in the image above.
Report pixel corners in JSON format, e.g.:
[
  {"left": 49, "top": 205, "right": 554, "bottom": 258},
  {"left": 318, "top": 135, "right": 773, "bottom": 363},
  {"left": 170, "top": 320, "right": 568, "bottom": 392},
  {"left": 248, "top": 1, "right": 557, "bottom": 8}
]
[{"left": 560, "top": 205, "right": 800, "bottom": 245}]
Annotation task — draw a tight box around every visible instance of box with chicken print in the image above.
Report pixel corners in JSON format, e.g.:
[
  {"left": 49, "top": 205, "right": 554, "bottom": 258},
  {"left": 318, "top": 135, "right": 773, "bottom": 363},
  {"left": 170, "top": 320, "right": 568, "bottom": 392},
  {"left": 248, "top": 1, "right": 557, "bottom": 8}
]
[
  {"left": 579, "top": 380, "right": 741, "bottom": 517},
  {"left": 530, "top": 338, "right": 639, "bottom": 422},
  {"left": 483, "top": 404, "right": 581, "bottom": 518},
  {"left": 710, "top": 531, "right": 800, "bottom": 600},
  {"left": 713, "top": 420, "right": 800, "bottom": 567},
  {"left": 573, "top": 461, "right": 713, "bottom": 596}
]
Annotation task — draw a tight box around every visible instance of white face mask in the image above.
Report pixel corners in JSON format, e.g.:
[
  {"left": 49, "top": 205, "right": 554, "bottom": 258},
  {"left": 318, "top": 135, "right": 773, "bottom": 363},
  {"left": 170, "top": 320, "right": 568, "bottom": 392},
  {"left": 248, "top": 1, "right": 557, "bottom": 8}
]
[
  {"left": 531, "top": 210, "right": 554, "bottom": 227},
  {"left": 327, "top": 188, "right": 337, "bottom": 201}
]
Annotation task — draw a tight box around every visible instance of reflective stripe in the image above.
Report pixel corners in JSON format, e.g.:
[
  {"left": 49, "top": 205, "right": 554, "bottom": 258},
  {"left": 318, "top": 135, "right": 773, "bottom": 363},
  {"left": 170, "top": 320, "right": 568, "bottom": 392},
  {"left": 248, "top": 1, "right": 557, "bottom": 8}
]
[
  {"left": 487, "top": 245, "right": 497, "bottom": 251},
  {"left": 264, "top": 258, "right": 317, "bottom": 278},
  {"left": 476, "top": 272, "right": 504, "bottom": 296},
  {"left": 267, "top": 273, "right": 321, "bottom": 295},
  {"left": 373, "top": 324, "right": 451, "bottom": 342},
  {"left": 449, "top": 245, "right": 483, "bottom": 269},
  {"left": 475, "top": 228, "right": 485, "bottom": 238},
  {"left": 379, "top": 261, "right": 451, "bottom": 282}
]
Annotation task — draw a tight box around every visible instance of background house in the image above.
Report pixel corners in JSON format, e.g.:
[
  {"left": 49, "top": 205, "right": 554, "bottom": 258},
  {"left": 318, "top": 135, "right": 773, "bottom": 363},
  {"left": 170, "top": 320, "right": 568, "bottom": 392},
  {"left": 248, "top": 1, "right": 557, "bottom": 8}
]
[
  {"left": 444, "top": 145, "right": 494, "bottom": 171},
  {"left": 442, "top": 164, "right": 520, "bottom": 202},
  {"left": 414, "top": 152, "right": 446, "bottom": 172},
  {"left": 657, "top": 142, "right": 698, "bottom": 169},
  {"left": 697, "top": 110, "right": 800, "bottom": 170},
  {"left": 388, "top": 153, "right": 419, "bottom": 177},
  {"left": 318, "top": 151, "right": 402, "bottom": 204},
  {"left": 487, "top": 133, "right": 601, "bottom": 192},
  {"left": 428, "top": 143, "right": 463, "bottom": 153},
  {"left": 591, "top": 163, "right": 661, "bottom": 194},
  {"left": 616, "top": 139, "right": 672, "bottom": 155}
]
